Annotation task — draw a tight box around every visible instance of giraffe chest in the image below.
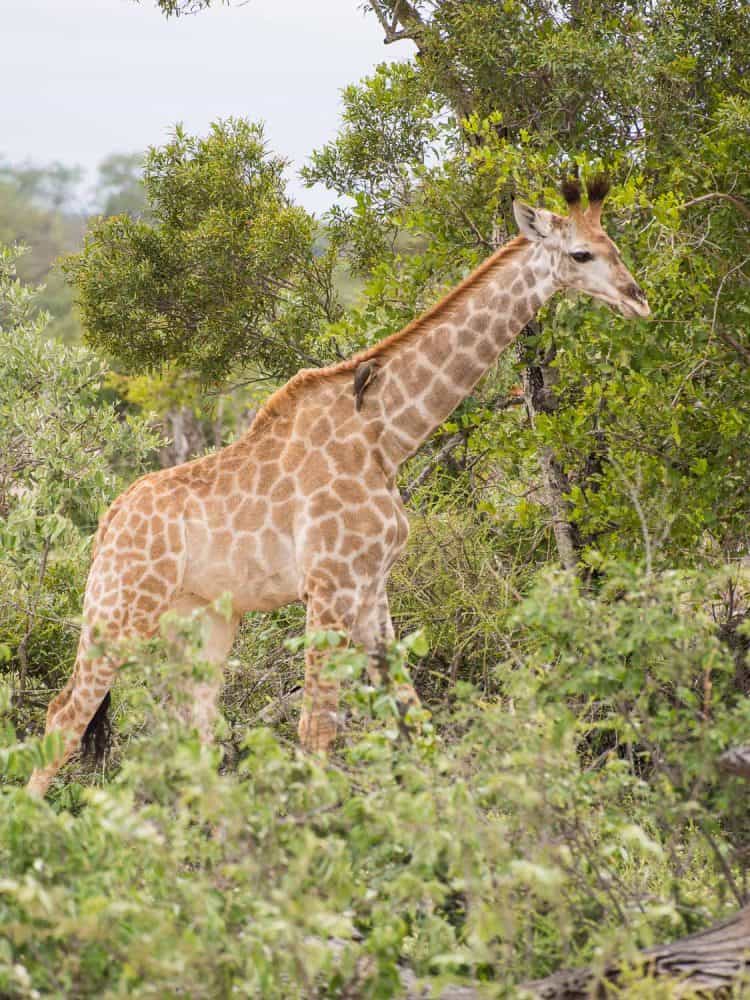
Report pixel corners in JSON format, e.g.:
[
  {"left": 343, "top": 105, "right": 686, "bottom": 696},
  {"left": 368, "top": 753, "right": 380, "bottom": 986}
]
[{"left": 295, "top": 484, "right": 409, "bottom": 591}]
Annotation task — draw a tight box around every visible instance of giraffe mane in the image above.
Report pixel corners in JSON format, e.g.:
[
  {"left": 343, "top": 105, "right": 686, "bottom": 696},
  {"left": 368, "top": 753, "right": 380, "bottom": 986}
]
[{"left": 246, "top": 235, "right": 530, "bottom": 437}]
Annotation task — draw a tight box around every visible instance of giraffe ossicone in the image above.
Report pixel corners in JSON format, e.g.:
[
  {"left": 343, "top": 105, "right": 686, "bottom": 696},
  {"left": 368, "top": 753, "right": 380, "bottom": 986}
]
[{"left": 27, "top": 176, "right": 650, "bottom": 797}]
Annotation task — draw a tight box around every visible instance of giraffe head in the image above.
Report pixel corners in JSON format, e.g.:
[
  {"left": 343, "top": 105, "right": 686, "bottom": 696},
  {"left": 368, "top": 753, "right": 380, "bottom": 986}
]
[{"left": 512, "top": 175, "right": 651, "bottom": 319}]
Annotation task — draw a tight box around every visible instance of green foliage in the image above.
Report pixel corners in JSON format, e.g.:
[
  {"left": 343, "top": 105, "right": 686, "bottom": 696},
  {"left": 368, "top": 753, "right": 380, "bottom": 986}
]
[
  {"left": 0, "top": 245, "right": 158, "bottom": 690},
  {"left": 306, "top": 0, "right": 750, "bottom": 566},
  {"left": 66, "top": 120, "right": 342, "bottom": 382},
  {"left": 2, "top": 583, "right": 746, "bottom": 997}
]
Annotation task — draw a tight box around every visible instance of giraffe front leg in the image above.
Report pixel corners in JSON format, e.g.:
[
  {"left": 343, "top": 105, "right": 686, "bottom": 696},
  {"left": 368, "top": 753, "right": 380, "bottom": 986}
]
[
  {"left": 370, "top": 586, "right": 421, "bottom": 723},
  {"left": 298, "top": 583, "right": 350, "bottom": 754}
]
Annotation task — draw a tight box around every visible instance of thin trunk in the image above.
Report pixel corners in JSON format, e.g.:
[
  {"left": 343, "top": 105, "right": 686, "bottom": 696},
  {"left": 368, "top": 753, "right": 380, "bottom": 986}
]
[
  {"left": 518, "top": 323, "right": 582, "bottom": 570},
  {"left": 157, "top": 406, "right": 207, "bottom": 468}
]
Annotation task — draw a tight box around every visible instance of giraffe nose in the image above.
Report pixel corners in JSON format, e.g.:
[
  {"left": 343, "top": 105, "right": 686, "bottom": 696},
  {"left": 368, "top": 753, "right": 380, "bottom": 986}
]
[
  {"left": 624, "top": 282, "right": 646, "bottom": 303},
  {"left": 622, "top": 282, "right": 650, "bottom": 317}
]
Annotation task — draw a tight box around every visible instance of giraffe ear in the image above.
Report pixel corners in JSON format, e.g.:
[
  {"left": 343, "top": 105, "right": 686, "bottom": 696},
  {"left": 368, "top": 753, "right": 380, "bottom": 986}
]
[{"left": 512, "top": 199, "right": 553, "bottom": 241}]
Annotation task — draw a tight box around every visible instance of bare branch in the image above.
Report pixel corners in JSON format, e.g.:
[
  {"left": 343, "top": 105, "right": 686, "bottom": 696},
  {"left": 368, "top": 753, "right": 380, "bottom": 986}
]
[
  {"left": 401, "top": 395, "right": 523, "bottom": 503},
  {"left": 717, "top": 329, "right": 750, "bottom": 367},
  {"left": 366, "top": 0, "right": 420, "bottom": 43},
  {"left": 402, "top": 431, "right": 464, "bottom": 502},
  {"left": 680, "top": 192, "right": 750, "bottom": 222}
]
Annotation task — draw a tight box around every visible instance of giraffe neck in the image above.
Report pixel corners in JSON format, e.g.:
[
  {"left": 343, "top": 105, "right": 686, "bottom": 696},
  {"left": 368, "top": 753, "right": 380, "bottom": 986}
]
[{"left": 376, "top": 239, "right": 558, "bottom": 470}]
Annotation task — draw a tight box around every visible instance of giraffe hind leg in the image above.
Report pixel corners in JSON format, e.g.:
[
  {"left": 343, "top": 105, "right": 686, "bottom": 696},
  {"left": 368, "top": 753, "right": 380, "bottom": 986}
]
[
  {"left": 298, "top": 581, "right": 348, "bottom": 754},
  {"left": 26, "top": 648, "right": 118, "bottom": 798}
]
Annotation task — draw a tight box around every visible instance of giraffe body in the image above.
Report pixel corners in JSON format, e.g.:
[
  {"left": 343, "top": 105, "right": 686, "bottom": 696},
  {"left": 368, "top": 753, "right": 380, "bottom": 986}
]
[{"left": 28, "top": 177, "right": 650, "bottom": 796}]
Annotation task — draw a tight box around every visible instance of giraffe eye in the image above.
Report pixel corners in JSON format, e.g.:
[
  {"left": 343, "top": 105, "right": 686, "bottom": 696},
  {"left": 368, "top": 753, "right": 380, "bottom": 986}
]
[{"left": 570, "top": 250, "right": 594, "bottom": 263}]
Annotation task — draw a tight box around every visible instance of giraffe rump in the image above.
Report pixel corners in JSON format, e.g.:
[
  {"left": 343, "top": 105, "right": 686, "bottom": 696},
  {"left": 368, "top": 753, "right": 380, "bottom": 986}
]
[{"left": 80, "top": 691, "right": 112, "bottom": 762}]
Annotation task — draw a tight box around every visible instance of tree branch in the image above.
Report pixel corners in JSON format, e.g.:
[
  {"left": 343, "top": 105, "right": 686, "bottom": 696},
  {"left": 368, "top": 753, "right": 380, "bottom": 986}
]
[
  {"left": 680, "top": 192, "right": 750, "bottom": 222},
  {"left": 717, "top": 329, "right": 750, "bottom": 368},
  {"left": 366, "top": 0, "right": 421, "bottom": 43},
  {"left": 402, "top": 431, "right": 464, "bottom": 503},
  {"left": 365, "top": 0, "right": 475, "bottom": 124},
  {"left": 518, "top": 323, "right": 582, "bottom": 571},
  {"left": 710, "top": 256, "right": 750, "bottom": 367}
]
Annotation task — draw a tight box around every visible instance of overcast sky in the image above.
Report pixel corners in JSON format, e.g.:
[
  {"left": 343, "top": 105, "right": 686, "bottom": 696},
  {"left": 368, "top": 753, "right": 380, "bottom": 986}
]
[{"left": 1, "top": 0, "right": 412, "bottom": 214}]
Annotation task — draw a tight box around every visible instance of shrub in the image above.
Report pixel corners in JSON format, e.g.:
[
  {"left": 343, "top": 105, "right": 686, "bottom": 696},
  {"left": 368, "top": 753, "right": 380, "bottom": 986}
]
[{"left": 2, "top": 570, "right": 747, "bottom": 997}]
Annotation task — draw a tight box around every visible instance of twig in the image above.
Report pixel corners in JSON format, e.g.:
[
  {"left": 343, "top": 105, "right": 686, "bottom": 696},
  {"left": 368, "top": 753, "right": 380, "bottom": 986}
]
[
  {"left": 366, "top": 0, "right": 418, "bottom": 43},
  {"left": 402, "top": 432, "right": 464, "bottom": 503},
  {"left": 709, "top": 256, "right": 750, "bottom": 367},
  {"left": 15, "top": 537, "right": 52, "bottom": 695},
  {"left": 696, "top": 817, "right": 746, "bottom": 909},
  {"left": 249, "top": 688, "right": 302, "bottom": 726},
  {"left": 401, "top": 395, "right": 523, "bottom": 503},
  {"left": 717, "top": 330, "right": 750, "bottom": 368},
  {"left": 609, "top": 458, "right": 652, "bottom": 578}
]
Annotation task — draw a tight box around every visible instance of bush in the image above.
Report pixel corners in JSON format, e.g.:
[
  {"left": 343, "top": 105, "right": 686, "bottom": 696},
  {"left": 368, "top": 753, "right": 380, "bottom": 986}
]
[
  {"left": 2, "top": 568, "right": 747, "bottom": 997},
  {"left": 0, "top": 243, "right": 158, "bottom": 708}
]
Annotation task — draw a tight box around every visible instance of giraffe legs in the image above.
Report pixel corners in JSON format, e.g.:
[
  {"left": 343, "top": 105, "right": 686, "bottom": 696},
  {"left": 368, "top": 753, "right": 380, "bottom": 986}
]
[
  {"left": 27, "top": 597, "right": 239, "bottom": 797},
  {"left": 368, "top": 587, "right": 421, "bottom": 719},
  {"left": 298, "top": 580, "right": 422, "bottom": 754},
  {"left": 170, "top": 595, "right": 240, "bottom": 745},
  {"left": 298, "top": 584, "right": 345, "bottom": 753}
]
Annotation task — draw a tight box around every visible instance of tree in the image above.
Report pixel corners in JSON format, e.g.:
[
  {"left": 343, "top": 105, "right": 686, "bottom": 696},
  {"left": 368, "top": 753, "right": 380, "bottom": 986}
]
[
  {"left": 65, "top": 119, "right": 342, "bottom": 383},
  {"left": 0, "top": 162, "right": 87, "bottom": 343},
  {"left": 0, "top": 160, "right": 84, "bottom": 213},
  {"left": 305, "top": 0, "right": 750, "bottom": 569},
  {"left": 93, "top": 152, "right": 148, "bottom": 219},
  {"left": 4, "top": 2, "right": 748, "bottom": 994}
]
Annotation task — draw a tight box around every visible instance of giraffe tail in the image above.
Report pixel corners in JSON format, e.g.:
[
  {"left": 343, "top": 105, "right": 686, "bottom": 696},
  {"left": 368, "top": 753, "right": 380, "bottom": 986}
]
[{"left": 80, "top": 691, "right": 112, "bottom": 762}]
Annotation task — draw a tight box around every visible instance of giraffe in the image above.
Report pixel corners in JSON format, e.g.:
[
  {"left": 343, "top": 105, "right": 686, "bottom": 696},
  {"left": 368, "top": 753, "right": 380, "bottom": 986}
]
[{"left": 27, "top": 176, "right": 650, "bottom": 797}]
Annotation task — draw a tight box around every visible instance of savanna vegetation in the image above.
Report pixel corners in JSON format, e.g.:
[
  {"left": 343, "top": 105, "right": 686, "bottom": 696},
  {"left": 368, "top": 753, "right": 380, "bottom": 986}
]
[{"left": 2, "top": 1, "right": 750, "bottom": 996}]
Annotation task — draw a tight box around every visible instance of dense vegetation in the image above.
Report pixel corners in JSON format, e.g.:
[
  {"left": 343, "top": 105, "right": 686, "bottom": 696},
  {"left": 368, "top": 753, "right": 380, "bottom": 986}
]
[{"left": 1, "top": 0, "right": 750, "bottom": 995}]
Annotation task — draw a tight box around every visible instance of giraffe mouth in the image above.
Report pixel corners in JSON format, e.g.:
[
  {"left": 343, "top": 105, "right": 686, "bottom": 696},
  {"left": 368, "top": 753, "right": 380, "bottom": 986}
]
[
  {"left": 596, "top": 292, "right": 651, "bottom": 319},
  {"left": 617, "top": 296, "right": 651, "bottom": 319}
]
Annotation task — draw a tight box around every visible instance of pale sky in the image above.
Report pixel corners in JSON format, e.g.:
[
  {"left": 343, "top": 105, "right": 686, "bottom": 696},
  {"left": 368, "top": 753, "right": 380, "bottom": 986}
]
[{"left": 1, "top": 0, "right": 413, "bottom": 214}]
